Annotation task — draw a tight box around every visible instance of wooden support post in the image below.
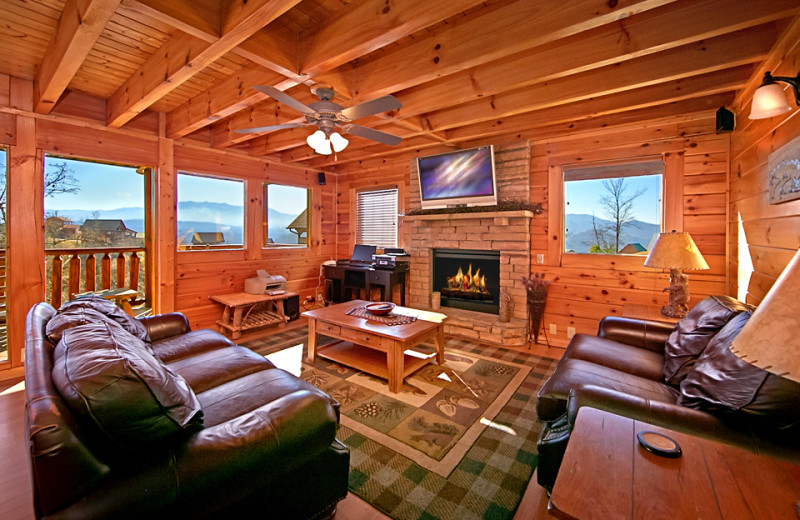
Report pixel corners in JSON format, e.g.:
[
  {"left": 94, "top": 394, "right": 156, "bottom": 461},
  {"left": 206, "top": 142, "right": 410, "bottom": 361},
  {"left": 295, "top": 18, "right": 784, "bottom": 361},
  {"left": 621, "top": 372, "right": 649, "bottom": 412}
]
[{"left": 84, "top": 254, "right": 96, "bottom": 292}]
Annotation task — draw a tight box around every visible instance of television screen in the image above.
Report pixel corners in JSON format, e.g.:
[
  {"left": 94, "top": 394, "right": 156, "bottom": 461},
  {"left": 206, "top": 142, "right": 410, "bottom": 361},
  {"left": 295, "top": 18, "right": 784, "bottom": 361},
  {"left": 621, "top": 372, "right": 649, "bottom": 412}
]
[{"left": 417, "top": 146, "right": 497, "bottom": 209}]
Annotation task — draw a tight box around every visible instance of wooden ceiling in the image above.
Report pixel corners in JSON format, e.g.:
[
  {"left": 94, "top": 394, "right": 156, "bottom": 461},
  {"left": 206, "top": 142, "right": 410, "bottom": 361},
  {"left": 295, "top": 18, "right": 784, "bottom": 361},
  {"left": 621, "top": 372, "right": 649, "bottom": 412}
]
[{"left": 2, "top": 0, "right": 799, "bottom": 170}]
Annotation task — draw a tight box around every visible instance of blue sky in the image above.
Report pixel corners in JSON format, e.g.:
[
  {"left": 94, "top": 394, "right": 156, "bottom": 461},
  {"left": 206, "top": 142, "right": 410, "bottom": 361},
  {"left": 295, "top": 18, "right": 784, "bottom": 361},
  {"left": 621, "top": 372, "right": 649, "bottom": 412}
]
[
  {"left": 565, "top": 174, "right": 662, "bottom": 224},
  {"left": 41, "top": 157, "right": 306, "bottom": 215}
]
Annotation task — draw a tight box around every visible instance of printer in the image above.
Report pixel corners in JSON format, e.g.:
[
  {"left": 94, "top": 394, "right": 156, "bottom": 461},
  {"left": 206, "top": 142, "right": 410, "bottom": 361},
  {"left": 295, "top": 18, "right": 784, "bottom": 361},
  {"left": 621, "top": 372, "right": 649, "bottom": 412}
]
[{"left": 244, "top": 269, "right": 287, "bottom": 295}]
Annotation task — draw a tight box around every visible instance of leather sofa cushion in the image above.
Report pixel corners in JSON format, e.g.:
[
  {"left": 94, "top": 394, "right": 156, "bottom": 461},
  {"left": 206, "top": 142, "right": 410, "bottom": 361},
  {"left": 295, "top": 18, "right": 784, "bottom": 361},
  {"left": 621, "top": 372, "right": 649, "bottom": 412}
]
[
  {"left": 47, "top": 295, "right": 150, "bottom": 344},
  {"left": 679, "top": 312, "right": 800, "bottom": 429},
  {"left": 562, "top": 333, "right": 665, "bottom": 381},
  {"left": 537, "top": 358, "right": 680, "bottom": 421},
  {"left": 152, "top": 329, "right": 237, "bottom": 363},
  {"left": 197, "top": 367, "right": 337, "bottom": 427},
  {"left": 166, "top": 345, "right": 275, "bottom": 394},
  {"left": 663, "top": 295, "right": 752, "bottom": 385},
  {"left": 52, "top": 322, "right": 203, "bottom": 448}
]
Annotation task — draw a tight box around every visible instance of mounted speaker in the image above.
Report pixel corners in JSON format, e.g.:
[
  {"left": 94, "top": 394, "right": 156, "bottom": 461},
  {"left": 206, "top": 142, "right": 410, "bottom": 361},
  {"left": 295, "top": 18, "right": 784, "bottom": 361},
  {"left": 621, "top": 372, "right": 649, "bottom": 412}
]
[
  {"left": 716, "top": 106, "right": 734, "bottom": 134},
  {"left": 285, "top": 294, "right": 300, "bottom": 321},
  {"left": 317, "top": 172, "right": 326, "bottom": 185}
]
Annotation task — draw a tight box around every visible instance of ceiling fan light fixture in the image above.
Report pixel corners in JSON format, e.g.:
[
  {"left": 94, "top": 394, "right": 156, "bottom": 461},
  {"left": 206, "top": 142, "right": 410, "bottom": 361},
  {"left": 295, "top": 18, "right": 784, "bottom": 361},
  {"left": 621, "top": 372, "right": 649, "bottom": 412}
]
[
  {"left": 306, "top": 130, "right": 332, "bottom": 154},
  {"left": 330, "top": 132, "right": 348, "bottom": 153}
]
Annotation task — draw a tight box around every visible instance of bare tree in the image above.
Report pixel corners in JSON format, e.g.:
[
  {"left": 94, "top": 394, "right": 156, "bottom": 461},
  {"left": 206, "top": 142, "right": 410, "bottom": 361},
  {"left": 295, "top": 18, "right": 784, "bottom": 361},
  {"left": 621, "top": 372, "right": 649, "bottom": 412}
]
[
  {"left": 588, "top": 213, "right": 616, "bottom": 254},
  {"left": 599, "top": 178, "right": 645, "bottom": 253}
]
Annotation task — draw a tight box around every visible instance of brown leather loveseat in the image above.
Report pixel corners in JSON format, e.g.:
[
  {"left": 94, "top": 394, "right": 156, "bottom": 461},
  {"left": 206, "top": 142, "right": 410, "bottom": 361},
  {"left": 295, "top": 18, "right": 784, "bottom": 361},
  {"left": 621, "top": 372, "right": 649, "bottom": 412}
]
[
  {"left": 25, "top": 297, "right": 349, "bottom": 519},
  {"left": 535, "top": 295, "right": 800, "bottom": 490}
]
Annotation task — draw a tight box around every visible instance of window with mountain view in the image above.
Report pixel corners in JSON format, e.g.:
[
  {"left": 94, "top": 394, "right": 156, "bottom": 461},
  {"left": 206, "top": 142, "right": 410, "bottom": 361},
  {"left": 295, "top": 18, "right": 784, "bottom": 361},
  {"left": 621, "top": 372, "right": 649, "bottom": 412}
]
[
  {"left": 264, "top": 183, "right": 309, "bottom": 248},
  {"left": 177, "top": 173, "right": 244, "bottom": 250},
  {"left": 564, "top": 160, "right": 663, "bottom": 255}
]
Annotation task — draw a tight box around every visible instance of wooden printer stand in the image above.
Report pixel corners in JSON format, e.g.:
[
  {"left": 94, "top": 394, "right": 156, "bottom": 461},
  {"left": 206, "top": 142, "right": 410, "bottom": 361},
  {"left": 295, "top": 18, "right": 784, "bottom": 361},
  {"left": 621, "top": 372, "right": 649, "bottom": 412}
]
[{"left": 209, "top": 291, "right": 297, "bottom": 340}]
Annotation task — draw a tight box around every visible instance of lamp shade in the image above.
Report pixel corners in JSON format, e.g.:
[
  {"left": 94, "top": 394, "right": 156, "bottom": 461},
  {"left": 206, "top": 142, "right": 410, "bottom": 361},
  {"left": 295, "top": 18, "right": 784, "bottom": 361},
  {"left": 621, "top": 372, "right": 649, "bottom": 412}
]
[
  {"left": 644, "top": 231, "right": 710, "bottom": 270},
  {"left": 329, "top": 131, "right": 348, "bottom": 153},
  {"left": 306, "top": 130, "right": 332, "bottom": 155},
  {"left": 749, "top": 82, "right": 792, "bottom": 119},
  {"left": 729, "top": 248, "right": 800, "bottom": 383}
]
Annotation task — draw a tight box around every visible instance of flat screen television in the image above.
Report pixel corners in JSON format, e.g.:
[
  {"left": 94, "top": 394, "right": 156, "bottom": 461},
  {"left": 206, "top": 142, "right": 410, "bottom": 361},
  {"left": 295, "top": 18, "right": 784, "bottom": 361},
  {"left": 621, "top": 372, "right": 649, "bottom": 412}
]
[{"left": 416, "top": 145, "right": 497, "bottom": 209}]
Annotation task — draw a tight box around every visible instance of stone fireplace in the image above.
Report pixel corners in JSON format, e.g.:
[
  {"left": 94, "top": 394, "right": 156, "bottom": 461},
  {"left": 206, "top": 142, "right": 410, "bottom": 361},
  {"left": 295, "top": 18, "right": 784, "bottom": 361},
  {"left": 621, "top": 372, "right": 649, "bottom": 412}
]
[
  {"left": 402, "top": 142, "right": 534, "bottom": 346},
  {"left": 403, "top": 211, "right": 533, "bottom": 346}
]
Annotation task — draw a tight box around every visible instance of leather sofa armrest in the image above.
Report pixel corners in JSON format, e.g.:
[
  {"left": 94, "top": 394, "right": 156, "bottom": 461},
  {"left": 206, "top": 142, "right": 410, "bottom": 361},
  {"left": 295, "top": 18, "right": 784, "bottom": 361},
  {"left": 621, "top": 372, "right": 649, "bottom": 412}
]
[
  {"left": 565, "top": 385, "right": 761, "bottom": 452},
  {"left": 139, "top": 313, "right": 191, "bottom": 342},
  {"left": 597, "top": 316, "right": 674, "bottom": 353},
  {"left": 172, "top": 390, "right": 338, "bottom": 515}
]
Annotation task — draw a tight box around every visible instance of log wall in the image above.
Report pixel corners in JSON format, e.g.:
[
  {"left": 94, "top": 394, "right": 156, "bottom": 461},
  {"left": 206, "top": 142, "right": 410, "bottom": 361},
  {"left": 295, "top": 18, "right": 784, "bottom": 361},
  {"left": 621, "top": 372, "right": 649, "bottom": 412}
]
[{"left": 729, "top": 34, "right": 800, "bottom": 305}]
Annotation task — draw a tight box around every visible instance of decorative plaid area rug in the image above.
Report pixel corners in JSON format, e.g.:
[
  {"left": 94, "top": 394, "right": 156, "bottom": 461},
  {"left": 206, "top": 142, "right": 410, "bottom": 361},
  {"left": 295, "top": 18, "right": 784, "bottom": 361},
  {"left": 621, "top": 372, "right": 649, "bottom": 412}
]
[{"left": 244, "top": 327, "right": 558, "bottom": 520}]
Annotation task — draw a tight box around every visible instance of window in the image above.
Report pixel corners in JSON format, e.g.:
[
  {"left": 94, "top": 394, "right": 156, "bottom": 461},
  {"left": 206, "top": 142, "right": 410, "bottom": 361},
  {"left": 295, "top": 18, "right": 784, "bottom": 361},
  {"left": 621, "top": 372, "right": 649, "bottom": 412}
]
[
  {"left": 563, "top": 160, "right": 662, "bottom": 255},
  {"left": 264, "top": 184, "right": 309, "bottom": 248},
  {"left": 177, "top": 173, "right": 244, "bottom": 250},
  {"left": 356, "top": 187, "right": 398, "bottom": 248}
]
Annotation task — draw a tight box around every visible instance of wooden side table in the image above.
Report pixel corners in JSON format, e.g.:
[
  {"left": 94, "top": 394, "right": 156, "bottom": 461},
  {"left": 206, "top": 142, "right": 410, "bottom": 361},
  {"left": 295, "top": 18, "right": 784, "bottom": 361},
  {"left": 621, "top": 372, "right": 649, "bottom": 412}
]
[
  {"left": 209, "top": 291, "right": 297, "bottom": 340},
  {"left": 622, "top": 303, "right": 680, "bottom": 324},
  {"left": 549, "top": 407, "right": 800, "bottom": 519}
]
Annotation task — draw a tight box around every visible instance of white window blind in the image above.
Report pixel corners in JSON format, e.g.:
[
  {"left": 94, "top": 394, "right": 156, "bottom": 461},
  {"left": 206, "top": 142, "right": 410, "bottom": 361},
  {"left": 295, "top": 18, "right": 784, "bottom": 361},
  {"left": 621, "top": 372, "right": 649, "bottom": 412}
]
[{"left": 357, "top": 188, "right": 398, "bottom": 248}]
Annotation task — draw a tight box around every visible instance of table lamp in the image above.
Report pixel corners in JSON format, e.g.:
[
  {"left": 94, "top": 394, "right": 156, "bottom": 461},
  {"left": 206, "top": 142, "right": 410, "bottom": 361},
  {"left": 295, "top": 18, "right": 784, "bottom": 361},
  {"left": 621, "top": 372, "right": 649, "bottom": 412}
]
[
  {"left": 644, "top": 231, "right": 710, "bottom": 318},
  {"left": 729, "top": 248, "right": 800, "bottom": 382}
]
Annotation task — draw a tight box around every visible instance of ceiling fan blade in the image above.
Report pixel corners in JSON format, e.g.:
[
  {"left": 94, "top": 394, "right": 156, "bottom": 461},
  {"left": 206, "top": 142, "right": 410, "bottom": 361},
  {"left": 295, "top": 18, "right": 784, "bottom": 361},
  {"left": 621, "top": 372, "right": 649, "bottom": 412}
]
[
  {"left": 253, "top": 85, "right": 315, "bottom": 116},
  {"left": 340, "top": 95, "right": 402, "bottom": 121},
  {"left": 234, "top": 122, "right": 305, "bottom": 134},
  {"left": 343, "top": 124, "right": 403, "bottom": 146}
]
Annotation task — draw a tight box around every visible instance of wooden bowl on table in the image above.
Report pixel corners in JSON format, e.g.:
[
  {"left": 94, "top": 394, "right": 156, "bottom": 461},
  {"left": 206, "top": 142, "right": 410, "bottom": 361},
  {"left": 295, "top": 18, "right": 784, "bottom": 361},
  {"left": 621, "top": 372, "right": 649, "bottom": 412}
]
[{"left": 365, "top": 302, "right": 395, "bottom": 315}]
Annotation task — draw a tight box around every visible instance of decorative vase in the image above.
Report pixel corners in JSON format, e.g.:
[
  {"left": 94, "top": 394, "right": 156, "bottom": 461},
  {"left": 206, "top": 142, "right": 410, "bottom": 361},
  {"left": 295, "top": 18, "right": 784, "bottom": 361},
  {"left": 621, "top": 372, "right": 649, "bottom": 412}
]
[
  {"left": 499, "top": 288, "right": 512, "bottom": 322},
  {"left": 522, "top": 273, "right": 550, "bottom": 344}
]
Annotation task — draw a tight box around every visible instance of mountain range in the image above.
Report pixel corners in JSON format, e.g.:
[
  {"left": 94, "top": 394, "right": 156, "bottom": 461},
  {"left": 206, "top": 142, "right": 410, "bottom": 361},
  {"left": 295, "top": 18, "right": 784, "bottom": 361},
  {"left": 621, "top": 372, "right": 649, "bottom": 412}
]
[
  {"left": 565, "top": 213, "right": 659, "bottom": 253},
  {"left": 47, "top": 202, "right": 302, "bottom": 245}
]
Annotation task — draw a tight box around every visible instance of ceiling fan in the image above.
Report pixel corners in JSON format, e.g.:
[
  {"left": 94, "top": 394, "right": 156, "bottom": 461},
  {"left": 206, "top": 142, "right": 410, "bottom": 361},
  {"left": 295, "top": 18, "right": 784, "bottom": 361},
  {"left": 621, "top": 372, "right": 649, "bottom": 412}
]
[{"left": 235, "top": 85, "right": 403, "bottom": 154}]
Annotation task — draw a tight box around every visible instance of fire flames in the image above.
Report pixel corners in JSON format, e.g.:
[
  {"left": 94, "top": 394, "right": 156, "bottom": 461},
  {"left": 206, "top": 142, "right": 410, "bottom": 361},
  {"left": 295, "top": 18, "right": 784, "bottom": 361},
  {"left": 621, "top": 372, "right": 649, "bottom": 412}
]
[{"left": 443, "top": 263, "right": 492, "bottom": 300}]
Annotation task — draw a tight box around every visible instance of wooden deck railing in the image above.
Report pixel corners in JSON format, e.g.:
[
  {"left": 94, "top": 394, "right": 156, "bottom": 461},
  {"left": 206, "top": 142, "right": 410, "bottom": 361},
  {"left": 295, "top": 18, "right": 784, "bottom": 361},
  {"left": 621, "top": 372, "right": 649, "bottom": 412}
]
[{"left": 46, "top": 247, "right": 146, "bottom": 308}]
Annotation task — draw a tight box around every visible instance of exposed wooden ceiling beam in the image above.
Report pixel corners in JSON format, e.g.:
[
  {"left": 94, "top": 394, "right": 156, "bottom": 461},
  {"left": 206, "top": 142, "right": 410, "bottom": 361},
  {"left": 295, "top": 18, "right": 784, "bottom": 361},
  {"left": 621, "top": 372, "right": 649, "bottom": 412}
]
[
  {"left": 338, "top": 0, "right": 677, "bottom": 99},
  {"left": 107, "top": 0, "right": 301, "bottom": 127},
  {"left": 298, "top": 0, "right": 486, "bottom": 79},
  {"left": 34, "top": 0, "right": 121, "bottom": 114},
  {"left": 420, "top": 28, "right": 773, "bottom": 133}
]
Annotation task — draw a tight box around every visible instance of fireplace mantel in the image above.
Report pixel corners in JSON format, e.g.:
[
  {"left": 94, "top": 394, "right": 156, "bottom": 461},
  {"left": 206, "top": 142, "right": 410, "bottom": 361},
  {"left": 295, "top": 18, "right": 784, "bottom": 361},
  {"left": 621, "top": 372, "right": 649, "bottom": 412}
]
[{"left": 401, "top": 210, "right": 534, "bottom": 223}]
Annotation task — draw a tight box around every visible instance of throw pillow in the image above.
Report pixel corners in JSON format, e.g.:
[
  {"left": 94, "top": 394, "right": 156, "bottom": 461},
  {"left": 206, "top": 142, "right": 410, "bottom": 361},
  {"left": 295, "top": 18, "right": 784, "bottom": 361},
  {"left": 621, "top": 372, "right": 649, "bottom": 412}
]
[
  {"left": 52, "top": 321, "right": 203, "bottom": 449},
  {"left": 679, "top": 311, "right": 800, "bottom": 429},
  {"left": 662, "top": 295, "right": 752, "bottom": 385},
  {"left": 57, "top": 295, "right": 150, "bottom": 343}
]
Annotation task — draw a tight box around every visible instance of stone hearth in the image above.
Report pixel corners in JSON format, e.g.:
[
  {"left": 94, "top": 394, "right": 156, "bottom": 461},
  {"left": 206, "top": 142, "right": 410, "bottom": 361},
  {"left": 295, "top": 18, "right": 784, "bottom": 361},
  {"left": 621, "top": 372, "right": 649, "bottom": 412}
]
[{"left": 403, "top": 211, "right": 533, "bottom": 346}]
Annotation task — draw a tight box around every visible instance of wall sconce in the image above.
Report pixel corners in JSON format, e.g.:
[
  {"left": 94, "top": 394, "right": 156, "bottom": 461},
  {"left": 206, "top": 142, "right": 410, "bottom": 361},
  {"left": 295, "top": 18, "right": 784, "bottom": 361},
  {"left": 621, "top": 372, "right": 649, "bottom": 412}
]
[
  {"left": 306, "top": 129, "right": 348, "bottom": 155},
  {"left": 749, "top": 70, "right": 800, "bottom": 119}
]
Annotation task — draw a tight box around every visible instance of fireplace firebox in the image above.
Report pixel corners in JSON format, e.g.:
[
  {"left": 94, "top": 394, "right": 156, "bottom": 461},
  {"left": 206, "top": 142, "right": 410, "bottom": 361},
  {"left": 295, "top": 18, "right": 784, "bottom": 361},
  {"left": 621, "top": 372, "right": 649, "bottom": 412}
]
[{"left": 432, "top": 249, "right": 501, "bottom": 314}]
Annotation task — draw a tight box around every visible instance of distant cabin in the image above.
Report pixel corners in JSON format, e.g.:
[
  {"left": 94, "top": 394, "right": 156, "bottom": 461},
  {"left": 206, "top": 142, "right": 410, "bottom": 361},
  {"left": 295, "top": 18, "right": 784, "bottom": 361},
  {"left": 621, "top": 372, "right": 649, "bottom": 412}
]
[
  {"left": 619, "top": 243, "right": 647, "bottom": 255},
  {"left": 192, "top": 232, "right": 226, "bottom": 245},
  {"left": 80, "top": 219, "right": 136, "bottom": 242},
  {"left": 286, "top": 209, "right": 308, "bottom": 244}
]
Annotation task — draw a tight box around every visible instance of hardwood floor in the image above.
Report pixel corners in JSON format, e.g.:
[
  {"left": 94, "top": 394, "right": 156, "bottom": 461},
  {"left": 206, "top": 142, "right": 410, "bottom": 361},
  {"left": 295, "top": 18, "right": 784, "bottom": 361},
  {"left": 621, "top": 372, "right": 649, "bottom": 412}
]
[{"left": 0, "top": 336, "right": 562, "bottom": 520}]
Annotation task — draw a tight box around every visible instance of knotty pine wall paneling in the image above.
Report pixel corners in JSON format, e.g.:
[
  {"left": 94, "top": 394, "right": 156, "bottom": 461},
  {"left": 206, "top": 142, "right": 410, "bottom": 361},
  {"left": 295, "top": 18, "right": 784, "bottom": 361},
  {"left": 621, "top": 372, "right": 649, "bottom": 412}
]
[{"left": 729, "top": 33, "right": 800, "bottom": 305}]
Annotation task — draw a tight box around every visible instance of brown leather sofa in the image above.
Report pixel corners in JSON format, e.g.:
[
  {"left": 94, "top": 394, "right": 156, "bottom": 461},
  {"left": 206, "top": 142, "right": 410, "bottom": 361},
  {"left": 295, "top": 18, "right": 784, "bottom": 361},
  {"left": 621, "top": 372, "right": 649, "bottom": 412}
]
[
  {"left": 25, "top": 298, "right": 349, "bottom": 520},
  {"left": 536, "top": 295, "right": 800, "bottom": 490}
]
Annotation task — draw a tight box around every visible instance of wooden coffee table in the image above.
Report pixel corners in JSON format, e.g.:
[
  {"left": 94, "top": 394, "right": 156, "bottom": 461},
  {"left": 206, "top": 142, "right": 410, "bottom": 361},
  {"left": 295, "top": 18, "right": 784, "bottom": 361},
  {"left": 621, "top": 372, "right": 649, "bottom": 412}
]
[
  {"left": 303, "top": 300, "right": 447, "bottom": 393},
  {"left": 549, "top": 407, "right": 800, "bottom": 519}
]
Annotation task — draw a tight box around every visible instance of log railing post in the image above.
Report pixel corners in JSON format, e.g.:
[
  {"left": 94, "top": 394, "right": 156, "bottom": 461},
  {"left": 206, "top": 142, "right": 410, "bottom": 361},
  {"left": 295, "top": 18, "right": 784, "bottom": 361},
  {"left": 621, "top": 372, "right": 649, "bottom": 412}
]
[
  {"left": 84, "top": 254, "right": 96, "bottom": 292},
  {"left": 68, "top": 253, "right": 81, "bottom": 300},
  {"left": 129, "top": 252, "right": 140, "bottom": 292},
  {"left": 116, "top": 253, "right": 126, "bottom": 288},
  {"left": 50, "top": 254, "right": 62, "bottom": 308},
  {"left": 101, "top": 253, "right": 111, "bottom": 289}
]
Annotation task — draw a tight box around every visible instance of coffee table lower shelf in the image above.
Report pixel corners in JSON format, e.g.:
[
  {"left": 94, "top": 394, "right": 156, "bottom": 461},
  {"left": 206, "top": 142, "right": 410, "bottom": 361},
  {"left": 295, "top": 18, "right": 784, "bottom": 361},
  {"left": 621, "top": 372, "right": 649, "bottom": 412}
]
[{"left": 316, "top": 340, "right": 435, "bottom": 382}]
